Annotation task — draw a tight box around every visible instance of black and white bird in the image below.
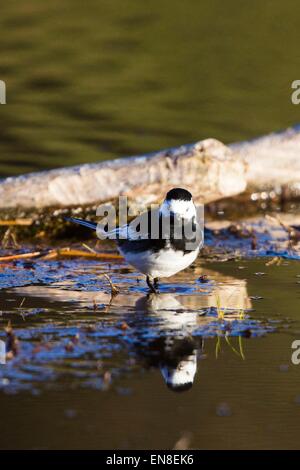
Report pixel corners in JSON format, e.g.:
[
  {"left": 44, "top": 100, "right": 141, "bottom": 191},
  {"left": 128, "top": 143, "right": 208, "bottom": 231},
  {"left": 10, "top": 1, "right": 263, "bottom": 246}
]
[
  {"left": 67, "top": 188, "right": 202, "bottom": 292},
  {"left": 134, "top": 293, "right": 201, "bottom": 392}
]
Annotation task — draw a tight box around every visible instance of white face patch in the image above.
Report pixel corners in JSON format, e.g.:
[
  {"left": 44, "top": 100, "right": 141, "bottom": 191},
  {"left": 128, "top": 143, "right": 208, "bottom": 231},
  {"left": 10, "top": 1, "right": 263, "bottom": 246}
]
[
  {"left": 161, "top": 353, "right": 197, "bottom": 387},
  {"left": 160, "top": 198, "right": 197, "bottom": 219}
]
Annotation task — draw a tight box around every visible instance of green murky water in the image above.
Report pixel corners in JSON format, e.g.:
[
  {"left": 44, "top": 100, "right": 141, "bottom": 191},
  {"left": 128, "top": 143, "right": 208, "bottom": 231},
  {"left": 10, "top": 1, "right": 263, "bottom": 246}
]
[{"left": 1, "top": 0, "right": 300, "bottom": 176}]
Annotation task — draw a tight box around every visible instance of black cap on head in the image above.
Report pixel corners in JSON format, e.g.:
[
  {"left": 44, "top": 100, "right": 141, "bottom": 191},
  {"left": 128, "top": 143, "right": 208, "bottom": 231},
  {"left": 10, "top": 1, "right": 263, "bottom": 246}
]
[{"left": 166, "top": 188, "right": 192, "bottom": 201}]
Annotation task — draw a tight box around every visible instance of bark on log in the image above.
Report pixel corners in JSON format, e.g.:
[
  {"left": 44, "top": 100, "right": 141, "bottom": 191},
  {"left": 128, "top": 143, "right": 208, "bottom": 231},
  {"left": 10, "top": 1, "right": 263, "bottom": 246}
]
[
  {"left": 230, "top": 124, "right": 300, "bottom": 193},
  {"left": 0, "top": 138, "right": 246, "bottom": 210}
]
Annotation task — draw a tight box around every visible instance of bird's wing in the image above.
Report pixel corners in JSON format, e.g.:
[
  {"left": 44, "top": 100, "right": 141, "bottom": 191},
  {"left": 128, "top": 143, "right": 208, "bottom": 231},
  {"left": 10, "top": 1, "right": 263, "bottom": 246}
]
[{"left": 110, "top": 209, "right": 153, "bottom": 240}]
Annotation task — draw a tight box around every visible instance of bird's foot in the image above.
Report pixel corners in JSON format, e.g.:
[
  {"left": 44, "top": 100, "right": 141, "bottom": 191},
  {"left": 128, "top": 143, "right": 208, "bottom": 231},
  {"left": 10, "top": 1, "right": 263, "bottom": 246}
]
[{"left": 146, "top": 276, "right": 158, "bottom": 294}]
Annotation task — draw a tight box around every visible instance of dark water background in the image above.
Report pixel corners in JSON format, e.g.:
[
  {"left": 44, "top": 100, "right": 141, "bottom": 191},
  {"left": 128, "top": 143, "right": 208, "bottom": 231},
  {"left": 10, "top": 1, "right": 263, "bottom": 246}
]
[{"left": 1, "top": 0, "right": 300, "bottom": 176}]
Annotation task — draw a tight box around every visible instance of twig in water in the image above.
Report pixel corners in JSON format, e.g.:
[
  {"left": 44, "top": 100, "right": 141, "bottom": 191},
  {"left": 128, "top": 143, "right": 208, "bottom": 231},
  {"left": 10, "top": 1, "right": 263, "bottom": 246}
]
[
  {"left": 265, "top": 256, "right": 282, "bottom": 266},
  {"left": 44, "top": 248, "right": 123, "bottom": 260},
  {"left": 0, "top": 248, "right": 123, "bottom": 263},
  {"left": 81, "top": 243, "right": 97, "bottom": 254},
  {"left": 102, "top": 273, "right": 119, "bottom": 297},
  {"left": 0, "top": 251, "right": 42, "bottom": 262},
  {"left": 2, "top": 228, "right": 20, "bottom": 249},
  {"left": 40, "top": 250, "right": 58, "bottom": 260},
  {"left": 0, "top": 219, "right": 33, "bottom": 226},
  {"left": 18, "top": 297, "right": 26, "bottom": 321},
  {"left": 266, "top": 214, "right": 300, "bottom": 244}
]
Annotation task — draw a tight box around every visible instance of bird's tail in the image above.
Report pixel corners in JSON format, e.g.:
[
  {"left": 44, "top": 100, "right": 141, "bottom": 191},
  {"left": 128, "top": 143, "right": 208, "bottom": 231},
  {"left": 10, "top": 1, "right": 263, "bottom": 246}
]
[
  {"left": 65, "top": 216, "right": 129, "bottom": 239},
  {"left": 65, "top": 217, "right": 97, "bottom": 231}
]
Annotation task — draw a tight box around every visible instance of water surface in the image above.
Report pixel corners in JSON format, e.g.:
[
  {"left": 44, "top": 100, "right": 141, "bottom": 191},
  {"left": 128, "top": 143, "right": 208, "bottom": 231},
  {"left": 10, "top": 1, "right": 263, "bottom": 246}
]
[
  {"left": 1, "top": 0, "right": 300, "bottom": 176},
  {"left": 0, "top": 255, "right": 300, "bottom": 449}
]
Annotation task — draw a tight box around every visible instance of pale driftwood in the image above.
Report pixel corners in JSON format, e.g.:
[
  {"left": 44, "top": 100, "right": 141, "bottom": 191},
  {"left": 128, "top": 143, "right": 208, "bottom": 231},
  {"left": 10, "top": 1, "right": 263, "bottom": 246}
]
[
  {"left": 1, "top": 124, "right": 300, "bottom": 213},
  {"left": 0, "top": 139, "right": 246, "bottom": 210},
  {"left": 230, "top": 124, "right": 300, "bottom": 193}
]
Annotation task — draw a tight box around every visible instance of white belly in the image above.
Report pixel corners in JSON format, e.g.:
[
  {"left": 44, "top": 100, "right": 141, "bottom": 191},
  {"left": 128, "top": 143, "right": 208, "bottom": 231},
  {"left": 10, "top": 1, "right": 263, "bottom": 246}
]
[{"left": 119, "top": 246, "right": 199, "bottom": 278}]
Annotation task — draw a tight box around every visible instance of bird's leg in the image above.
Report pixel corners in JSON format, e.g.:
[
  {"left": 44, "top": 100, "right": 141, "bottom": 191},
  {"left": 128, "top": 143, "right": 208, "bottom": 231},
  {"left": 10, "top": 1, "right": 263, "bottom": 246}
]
[{"left": 146, "top": 275, "right": 157, "bottom": 293}]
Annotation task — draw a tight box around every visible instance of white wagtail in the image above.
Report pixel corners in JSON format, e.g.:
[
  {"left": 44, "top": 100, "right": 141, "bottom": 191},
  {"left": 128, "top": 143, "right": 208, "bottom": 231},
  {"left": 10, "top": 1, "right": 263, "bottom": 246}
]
[
  {"left": 67, "top": 188, "right": 202, "bottom": 292},
  {"left": 134, "top": 293, "right": 201, "bottom": 391}
]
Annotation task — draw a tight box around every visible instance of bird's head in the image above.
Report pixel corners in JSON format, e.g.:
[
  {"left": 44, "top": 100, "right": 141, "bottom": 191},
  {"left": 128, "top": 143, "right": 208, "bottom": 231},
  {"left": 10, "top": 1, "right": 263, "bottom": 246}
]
[
  {"left": 161, "top": 353, "right": 197, "bottom": 392},
  {"left": 159, "top": 188, "right": 196, "bottom": 219}
]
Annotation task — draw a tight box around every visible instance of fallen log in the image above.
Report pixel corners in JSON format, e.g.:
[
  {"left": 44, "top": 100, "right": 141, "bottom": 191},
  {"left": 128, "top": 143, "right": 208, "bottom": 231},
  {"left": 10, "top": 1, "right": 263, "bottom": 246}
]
[
  {"left": 0, "top": 124, "right": 300, "bottom": 214},
  {"left": 230, "top": 124, "right": 300, "bottom": 194},
  {"left": 0, "top": 138, "right": 246, "bottom": 211}
]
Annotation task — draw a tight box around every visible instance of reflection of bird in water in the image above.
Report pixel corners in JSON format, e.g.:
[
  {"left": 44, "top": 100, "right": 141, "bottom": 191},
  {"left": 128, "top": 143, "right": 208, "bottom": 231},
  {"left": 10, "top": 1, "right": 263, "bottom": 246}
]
[
  {"left": 159, "top": 338, "right": 198, "bottom": 392},
  {"left": 12, "top": 271, "right": 251, "bottom": 390},
  {"left": 132, "top": 294, "right": 204, "bottom": 392}
]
